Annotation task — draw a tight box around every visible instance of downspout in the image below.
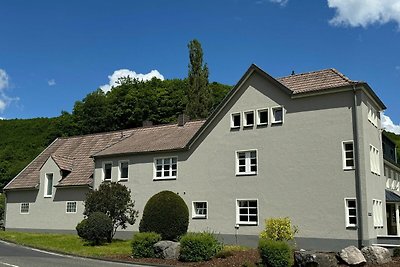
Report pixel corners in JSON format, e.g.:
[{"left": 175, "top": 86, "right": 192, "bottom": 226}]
[{"left": 352, "top": 83, "right": 364, "bottom": 248}]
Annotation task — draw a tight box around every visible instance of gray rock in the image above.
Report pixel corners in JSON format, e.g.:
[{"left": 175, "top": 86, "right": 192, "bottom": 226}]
[
  {"left": 295, "top": 250, "right": 338, "bottom": 267},
  {"left": 153, "top": 240, "right": 180, "bottom": 260},
  {"left": 361, "top": 246, "right": 391, "bottom": 265},
  {"left": 339, "top": 246, "right": 366, "bottom": 265}
]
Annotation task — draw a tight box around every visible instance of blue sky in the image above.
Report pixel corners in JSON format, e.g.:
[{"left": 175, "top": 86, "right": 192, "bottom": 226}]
[{"left": 0, "top": 0, "right": 399, "bottom": 133}]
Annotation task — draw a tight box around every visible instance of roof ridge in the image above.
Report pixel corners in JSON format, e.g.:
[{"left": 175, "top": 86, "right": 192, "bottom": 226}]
[
  {"left": 277, "top": 68, "right": 334, "bottom": 79},
  {"left": 329, "top": 68, "right": 354, "bottom": 83}
]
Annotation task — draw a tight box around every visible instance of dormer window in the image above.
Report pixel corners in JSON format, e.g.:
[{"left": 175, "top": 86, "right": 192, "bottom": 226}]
[
  {"left": 44, "top": 173, "right": 54, "bottom": 197},
  {"left": 231, "top": 113, "right": 241, "bottom": 129},
  {"left": 243, "top": 111, "right": 255, "bottom": 127},
  {"left": 271, "top": 106, "right": 284, "bottom": 124},
  {"left": 257, "top": 109, "right": 268, "bottom": 126}
]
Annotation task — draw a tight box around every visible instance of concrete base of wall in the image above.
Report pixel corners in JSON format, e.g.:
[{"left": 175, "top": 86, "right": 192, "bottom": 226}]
[{"left": 5, "top": 228, "right": 375, "bottom": 252}]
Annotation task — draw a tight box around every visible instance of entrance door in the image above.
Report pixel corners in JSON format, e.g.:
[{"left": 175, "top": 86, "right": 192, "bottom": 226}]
[{"left": 386, "top": 203, "right": 397, "bottom": 235}]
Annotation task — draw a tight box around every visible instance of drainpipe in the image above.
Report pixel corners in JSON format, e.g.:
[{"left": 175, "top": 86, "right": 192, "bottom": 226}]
[{"left": 352, "top": 84, "right": 364, "bottom": 248}]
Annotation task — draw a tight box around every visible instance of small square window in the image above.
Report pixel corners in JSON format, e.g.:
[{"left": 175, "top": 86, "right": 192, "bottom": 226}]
[
  {"left": 119, "top": 161, "right": 129, "bottom": 181},
  {"left": 192, "top": 201, "right": 208, "bottom": 219},
  {"left": 236, "top": 199, "right": 258, "bottom": 225},
  {"left": 66, "top": 201, "right": 77, "bottom": 213},
  {"left": 231, "top": 113, "right": 241, "bottom": 128},
  {"left": 243, "top": 111, "right": 255, "bottom": 127},
  {"left": 154, "top": 157, "right": 178, "bottom": 180},
  {"left": 103, "top": 162, "right": 112, "bottom": 181},
  {"left": 236, "top": 150, "right": 257, "bottom": 175},
  {"left": 271, "top": 106, "right": 284, "bottom": 124},
  {"left": 20, "top": 203, "right": 29, "bottom": 214},
  {"left": 257, "top": 109, "right": 268, "bottom": 126}
]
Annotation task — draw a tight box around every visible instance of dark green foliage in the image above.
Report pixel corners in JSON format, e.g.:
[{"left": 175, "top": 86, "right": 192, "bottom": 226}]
[
  {"left": 76, "top": 212, "right": 113, "bottom": 245},
  {"left": 393, "top": 247, "right": 400, "bottom": 257},
  {"left": 258, "top": 238, "right": 293, "bottom": 267},
  {"left": 186, "top": 39, "right": 212, "bottom": 119},
  {"left": 131, "top": 232, "right": 161, "bottom": 258},
  {"left": 139, "top": 191, "right": 189, "bottom": 240},
  {"left": 384, "top": 131, "right": 400, "bottom": 162},
  {"left": 179, "top": 232, "right": 223, "bottom": 262},
  {"left": 215, "top": 249, "right": 234, "bottom": 259},
  {"left": 0, "top": 194, "right": 4, "bottom": 229},
  {"left": 84, "top": 182, "right": 138, "bottom": 240}
]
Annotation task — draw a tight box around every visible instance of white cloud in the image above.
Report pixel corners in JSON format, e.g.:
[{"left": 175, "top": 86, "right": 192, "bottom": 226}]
[
  {"left": 0, "top": 116, "right": 5, "bottom": 120},
  {"left": 0, "top": 69, "right": 9, "bottom": 90},
  {"left": 47, "top": 79, "right": 56, "bottom": 86},
  {"left": 382, "top": 113, "right": 400, "bottom": 135},
  {"left": 0, "top": 99, "right": 6, "bottom": 113},
  {"left": 257, "top": 0, "right": 288, "bottom": 6},
  {"left": 99, "top": 69, "right": 164, "bottom": 92},
  {"left": 396, "top": 66, "right": 400, "bottom": 71},
  {"left": 0, "top": 69, "right": 19, "bottom": 113},
  {"left": 328, "top": 0, "right": 400, "bottom": 27}
]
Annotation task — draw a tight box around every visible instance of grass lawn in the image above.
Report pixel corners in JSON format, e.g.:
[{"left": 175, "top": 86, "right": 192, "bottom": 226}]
[{"left": 0, "top": 231, "right": 131, "bottom": 257}]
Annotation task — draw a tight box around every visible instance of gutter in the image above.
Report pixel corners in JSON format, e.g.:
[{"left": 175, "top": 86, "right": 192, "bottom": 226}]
[{"left": 352, "top": 83, "right": 364, "bottom": 248}]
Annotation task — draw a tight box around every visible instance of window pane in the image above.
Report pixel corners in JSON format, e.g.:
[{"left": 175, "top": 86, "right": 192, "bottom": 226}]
[
  {"left": 239, "top": 201, "right": 248, "bottom": 207},
  {"left": 346, "top": 151, "right": 353, "bottom": 158},
  {"left": 250, "top": 151, "right": 256, "bottom": 158},
  {"left": 349, "top": 209, "right": 356, "bottom": 216},
  {"left": 120, "top": 162, "right": 128, "bottom": 178},
  {"left": 251, "top": 166, "right": 257, "bottom": 172},
  {"left": 348, "top": 200, "right": 356, "bottom": 208},
  {"left": 259, "top": 110, "right": 268, "bottom": 124},
  {"left": 239, "top": 166, "right": 245, "bottom": 172},
  {"left": 47, "top": 174, "right": 53, "bottom": 196},
  {"left": 249, "top": 201, "right": 257, "bottom": 207},
  {"left": 156, "top": 171, "right": 162, "bottom": 177},
  {"left": 274, "top": 108, "right": 283, "bottom": 122},
  {"left": 164, "top": 158, "right": 170, "bottom": 164},
  {"left": 346, "top": 160, "right": 354, "bottom": 167},
  {"left": 240, "top": 215, "right": 248, "bottom": 222},
  {"left": 349, "top": 217, "right": 357, "bottom": 224},
  {"left": 238, "top": 153, "right": 245, "bottom": 159},
  {"left": 246, "top": 113, "right": 254, "bottom": 125},
  {"left": 172, "top": 171, "right": 177, "bottom": 176},
  {"left": 172, "top": 158, "right": 177, "bottom": 164},
  {"left": 156, "top": 159, "right": 162, "bottom": 165},
  {"left": 249, "top": 215, "right": 257, "bottom": 222},
  {"left": 233, "top": 114, "right": 240, "bottom": 127}
]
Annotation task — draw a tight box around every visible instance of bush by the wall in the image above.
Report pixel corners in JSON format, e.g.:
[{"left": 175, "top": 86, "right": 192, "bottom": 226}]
[
  {"left": 75, "top": 212, "right": 113, "bottom": 245},
  {"left": 258, "top": 238, "right": 293, "bottom": 267},
  {"left": 139, "top": 191, "right": 189, "bottom": 240},
  {"left": 393, "top": 248, "right": 400, "bottom": 257},
  {"left": 259, "top": 217, "right": 298, "bottom": 242},
  {"left": 179, "top": 232, "right": 223, "bottom": 262},
  {"left": 131, "top": 232, "right": 161, "bottom": 258}
]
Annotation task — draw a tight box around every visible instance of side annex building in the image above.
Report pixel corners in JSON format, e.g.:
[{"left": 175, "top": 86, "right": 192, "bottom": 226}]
[{"left": 4, "top": 64, "right": 399, "bottom": 251}]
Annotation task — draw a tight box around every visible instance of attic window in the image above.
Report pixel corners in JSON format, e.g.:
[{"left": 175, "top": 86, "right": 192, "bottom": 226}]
[
  {"left": 231, "top": 113, "right": 241, "bottom": 129},
  {"left": 271, "top": 106, "right": 284, "bottom": 124},
  {"left": 243, "top": 111, "right": 255, "bottom": 127},
  {"left": 257, "top": 109, "right": 268, "bottom": 126}
]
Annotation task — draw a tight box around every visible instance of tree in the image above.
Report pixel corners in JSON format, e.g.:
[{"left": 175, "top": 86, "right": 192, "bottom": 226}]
[
  {"left": 83, "top": 182, "right": 138, "bottom": 241},
  {"left": 186, "top": 39, "right": 212, "bottom": 119},
  {"left": 0, "top": 193, "right": 5, "bottom": 228}
]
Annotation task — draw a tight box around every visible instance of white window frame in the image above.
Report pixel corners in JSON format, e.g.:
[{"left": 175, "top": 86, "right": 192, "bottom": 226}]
[
  {"left": 44, "top": 173, "right": 54, "bottom": 198},
  {"left": 192, "top": 201, "right": 208, "bottom": 219},
  {"left": 243, "top": 110, "right": 255, "bottom": 127},
  {"left": 236, "top": 199, "right": 259, "bottom": 225},
  {"left": 367, "top": 102, "right": 378, "bottom": 127},
  {"left": 153, "top": 157, "right": 178, "bottom": 180},
  {"left": 345, "top": 198, "right": 357, "bottom": 228},
  {"left": 230, "top": 112, "right": 241, "bottom": 129},
  {"left": 236, "top": 150, "right": 258, "bottom": 176},
  {"left": 369, "top": 145, "right": 381, "bottom": 175},
  {"left": 102, "top": 161, "right": 113, "bottom": 182},
  {"left": 342, "top": 141, "right": 355, "bottom": 170},
  {"left": 20, "top": 203, "right": 30, "bottom": 214},
  {"left": 118, "top": 160, "right": 129, "bottom": 181},
  {"left": 66, "top": 201, "right": 77, "bottom": 214},
  {"left": 256, "top": 108, "right": 269, "bottom": 126},
  {"left": 271, "top": 106, "right": 284, "bottom": 124},
  {"left": 372, "top": 199, "right": 383, "bottom": 228}
]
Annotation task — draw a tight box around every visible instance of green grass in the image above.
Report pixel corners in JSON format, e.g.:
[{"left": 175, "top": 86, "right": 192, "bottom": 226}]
[{"left": 0, "top": 231, "right": 131, "bottom": 257}]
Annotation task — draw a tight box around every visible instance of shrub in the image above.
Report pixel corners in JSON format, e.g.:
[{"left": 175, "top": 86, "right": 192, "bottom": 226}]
[
  {"left": 131, "top": 232, "right": 161, "bottom": 258},
  {"left": 179, "top": 232, "right": 223, "bottom": 262},
  {"left": 393, "top": 248, "right": 400, "bottom": 257},
  {"left": 258, "top": 238, "right": 293, "bottom": 267},
  {"left": 215, "top": 250, "right": 234, "bottom": 259},
  {"left": 259, "top": 217, "right": 298, "bottom": 242},
  {"left": 139, "top": 191, "right": 189, "bottom": 240},
  {"left": 76, "top": 212, "right": 113, "bottom": 245}
]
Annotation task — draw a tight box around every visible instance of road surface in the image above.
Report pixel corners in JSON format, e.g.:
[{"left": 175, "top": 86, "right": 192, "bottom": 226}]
[{"left": 0, "top": 241, "right": 151, "bottom": 267}]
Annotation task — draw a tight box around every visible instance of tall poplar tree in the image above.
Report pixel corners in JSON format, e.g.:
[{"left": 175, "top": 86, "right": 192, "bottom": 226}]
[{"left": 186, "top": 39, "right": 212, "bottom": 119}]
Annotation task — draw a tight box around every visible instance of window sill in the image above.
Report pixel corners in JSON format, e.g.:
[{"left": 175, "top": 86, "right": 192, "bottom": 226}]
[
  {"left": 230, "top": 126, "right": 240, "bottom": 130},
  {"left": 271, "top": 121, "right": 283, "bottom": 125},
  {"left": 103, "top": 179, "right": 112, "bottom": 182},
  {"left": 257, "top": 123, "right": 268, "bottom": 127},
  {"left": 153, "top": 177, "right": 177, "bottom": 181},
  {"left": 236, "top": 173, "right": 257, "bottom": 176},
  {"left": 44, "top": 195, "right": 52, "bottom": 198},
  {"left": 118, "top": 178, "right": 129, "bottom": 182},
  {"left": 346, "top": 226, "right": 357, "bottom": 230},
  {"left": 237, "top": 222, "right": 258, "bottom": 226},
  {"left": 66, "top": 212, "right": 77, "bottom": 214},
  {"left": 243, "top": 124, "right": 254, "bottom": 128},
  {"left": 343, "top": 167, "right": 355, "bottom": 171},
  {"left": 192, "top": 216, "right": 207, "bottom": 219}
]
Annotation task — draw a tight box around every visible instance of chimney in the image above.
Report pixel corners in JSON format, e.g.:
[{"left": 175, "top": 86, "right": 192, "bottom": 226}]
[
  {"left": 142, "top": 120, "right": 153, "bottom": 127},
  {"left": 178, "top": 114, "right": 190, "bottom": 126},
  {"left": 291, "top": 70, "right": 295, "bottom": 75}
]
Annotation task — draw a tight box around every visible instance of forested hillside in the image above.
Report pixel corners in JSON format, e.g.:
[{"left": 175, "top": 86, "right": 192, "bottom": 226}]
[
  {"left": 0, "top": 78, "right": 231, "bottom": 189},
  {"left": 385, "top": 131, "right": 400, "bottom": 161}
]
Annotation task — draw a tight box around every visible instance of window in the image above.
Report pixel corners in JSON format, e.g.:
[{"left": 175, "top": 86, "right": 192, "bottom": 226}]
[
  {"left": 243, "top": 111, "right": 255, "bottom": 127},
  {"left": 345, "top": 198, "right": 357, "bottom": 228},
  {"left": 20, "top": 203, "right": 29, "bottom": 214},
  {"left": 271, "top": 106, "right": 284, "bottom": 124},
  {"left": 373, "top": 199, "right": 383, "bottom": 228},
  {"left": 236, "top": 150, "right": 257, "bottom": 175},
  {"left": 118, "top": 160, "right": 129, "bottom": 181},
  {"left": 103, "top": 162, "right": 112, "bottom": 181},
  {"left": 192, "top": 201, "right": 207, "bottom": 219},
  {"left": 370, "top": 145, "right": 380, "bottom": 175},
  {"left": 342, "top": 141, "right": 355, "bottom": 170},
  {"left": 44, "top": 173, "right": 53, "bottom": 197},
  {"left": 154, "top": 157, "right": 177, "bottom": 179},
  {"left": 257, "top": 108, "right": 268, "bottom": 126},
  {"left": 231, "top": 113, "right": 241, "bottom": 129},
  {"left": 66, "top": 201, "right": 77, "bottom": 213},
  {"left": 236, "top": 199, "right": 258, "bottom": 225},
  {"left": 367, "top": 102, "right": 378, "bottom": 127}
]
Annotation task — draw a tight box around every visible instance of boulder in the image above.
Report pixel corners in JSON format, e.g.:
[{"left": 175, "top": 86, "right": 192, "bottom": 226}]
[
  {"left": 153, "top": 240, "right": 180, "bottom": 260},
  {"left": 361, "top": 246, "right": 391, "bottom": 265},
  {"left": 295, "top": 250, "right": 338, "bottom": 267},
  {"left": 339, "top": 246, "right": 366, "bottom": 265}
]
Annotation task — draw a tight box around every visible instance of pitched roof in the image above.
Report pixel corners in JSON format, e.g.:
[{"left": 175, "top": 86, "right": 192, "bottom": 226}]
[
  {"left": 93, "top": 120, "right": 205, "bottom": 157},
  {"left": 4, "top": 129, "right": 136, "bottom": 190},
  {"left": 277, "top": 68, "right": 355, "bottom": 94}
]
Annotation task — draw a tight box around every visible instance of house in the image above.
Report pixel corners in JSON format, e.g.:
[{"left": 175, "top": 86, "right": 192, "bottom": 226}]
[{"left": 3, "top": 64, "right": 395, "bottom": 251}]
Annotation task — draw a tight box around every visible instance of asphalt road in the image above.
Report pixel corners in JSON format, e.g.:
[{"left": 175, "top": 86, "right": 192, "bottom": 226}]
[{"left": 0, "top": 241, "right": 151, "bottom": 267}]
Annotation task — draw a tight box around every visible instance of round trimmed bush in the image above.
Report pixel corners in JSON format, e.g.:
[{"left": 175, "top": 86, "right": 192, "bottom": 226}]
[
  {"left": 179, "top": 232, "right": 223, "bottom": 262},
  {"left": 139, "top": 191, "right": 189, "bottom": 240},
  {"left": 76, "top": 212, "right": 113, "bottom": 245},
  {"left": 258, "top": 238, "right": 293, "bottom": 267}
]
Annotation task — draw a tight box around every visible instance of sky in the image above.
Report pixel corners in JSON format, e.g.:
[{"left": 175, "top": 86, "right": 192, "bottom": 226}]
[{"left": 0, "top": 0, "right": 399, "bottom": 134}]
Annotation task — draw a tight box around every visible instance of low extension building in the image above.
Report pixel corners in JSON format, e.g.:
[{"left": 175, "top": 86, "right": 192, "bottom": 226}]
[{"left": 3, "top": 64, "right": 397, "bottom": 251}]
